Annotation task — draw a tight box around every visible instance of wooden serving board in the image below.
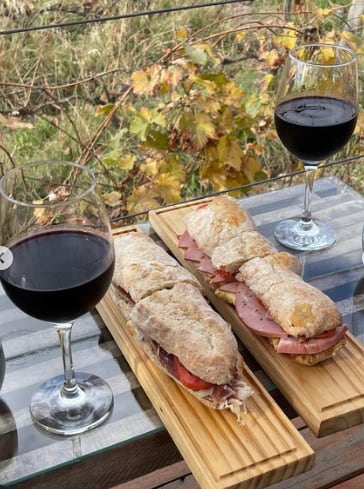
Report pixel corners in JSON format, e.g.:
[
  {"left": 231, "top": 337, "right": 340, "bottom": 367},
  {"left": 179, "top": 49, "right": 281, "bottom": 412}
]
[
  {"left": 96, "top": 226, "right": 314, "bottom": 489},
  {"left": 148, "top": 198, "right": 364, "bottom": 438}
]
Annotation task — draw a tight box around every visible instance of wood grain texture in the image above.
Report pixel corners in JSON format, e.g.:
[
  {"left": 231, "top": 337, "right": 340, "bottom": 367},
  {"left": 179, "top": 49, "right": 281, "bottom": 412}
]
[
  {"left": 148, "top": 196, "right": 364, "bottom": 437},
  {"left": 96, "top": 226, "right": 314, "bottom": 489},
  {"left": 109, "top": 421, "right": 364, "bottom": 489}
]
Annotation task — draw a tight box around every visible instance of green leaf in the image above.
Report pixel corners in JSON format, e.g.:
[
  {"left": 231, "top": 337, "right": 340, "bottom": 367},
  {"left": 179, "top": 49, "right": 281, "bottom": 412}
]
[
  {"left": 198, "top": 72, "right": 229, "bottom": 86},
  {"left": 145, "top": 130, "right": 169, "bottom": 150},
  {"left": 130, "top": 115, "right": 150, "bottom": 141},
  {"left": 184, "top": 44, "right": 208, "bottom": 66},
  {"left": 96, "top": 104, "right": 115, "bottom": 116}
]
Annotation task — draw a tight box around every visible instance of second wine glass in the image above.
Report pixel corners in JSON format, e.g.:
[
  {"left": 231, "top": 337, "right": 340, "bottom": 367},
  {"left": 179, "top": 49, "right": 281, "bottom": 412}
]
[{"left": 274, "top": 43, "right": 358, "bottom": 251}]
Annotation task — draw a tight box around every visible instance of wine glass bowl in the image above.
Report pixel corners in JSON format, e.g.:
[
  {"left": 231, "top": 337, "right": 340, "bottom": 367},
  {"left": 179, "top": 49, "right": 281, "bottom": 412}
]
[
  {"left": 274, "top": 43, "right": 358, "bottom": 251},
  {"left": 0, "top": 161, "right": 115, "bottom": 435}
]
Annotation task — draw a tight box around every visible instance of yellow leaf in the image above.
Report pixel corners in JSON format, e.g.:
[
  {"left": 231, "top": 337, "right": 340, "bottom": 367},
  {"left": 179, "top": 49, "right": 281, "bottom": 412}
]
[
  {"left": 217, "top": 136, "right": 244, "bottom": 171},
  {"left": 155, "top": 173, "right": 182, "bottom": 202},
  {"left": 316, "top": 7, "right": 332, "bottom": 18},
  {"left": 274, "top": 26, "right": 297, "bottom": 50},
  {"left": 131, "top": 65, "right": 162, "bottom": 95},
  {"left": 131, "top": 70, "right": 150, "bottom": 95},
  {"left": 140, "top": 158, "right": 159, "bottom": 177},
  {"left": 176, "top": 28, "right": 188, "bottom": 40},
  {"left": 127, "top": 186, "right": 160, "bottom": 213},
  {"left": 235, "top": 32, "right": 246, "bottom": 42},
  {"left": 260, "top": 49, "right": 281, "bottom": 70},
  {"left": 118, "top": 154, "right": 136, "bottom": 170},
  {"left": 241, "top": 156, "right": 263, "bottom": 181},
  {"left": 103, "top": 191, "right": 121, "bottom": 207}
]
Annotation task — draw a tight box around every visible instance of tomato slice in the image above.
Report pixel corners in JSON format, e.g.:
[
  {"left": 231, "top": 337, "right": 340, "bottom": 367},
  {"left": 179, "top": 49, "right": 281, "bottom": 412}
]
[{"left": 173, "top": 356, "right": 213, "bottom": 391}]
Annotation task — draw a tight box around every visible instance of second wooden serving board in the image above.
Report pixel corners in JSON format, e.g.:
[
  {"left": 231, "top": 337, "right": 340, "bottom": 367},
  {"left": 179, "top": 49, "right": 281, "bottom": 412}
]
[{"left": 148, "top": 198, "right": 364, "bottom": 437}]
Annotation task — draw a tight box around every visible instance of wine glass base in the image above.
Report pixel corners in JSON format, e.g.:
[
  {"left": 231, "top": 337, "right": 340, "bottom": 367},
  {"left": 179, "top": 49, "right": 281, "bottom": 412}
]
[
  {"left": 30, "top": 372, "right": 114, "bottom": 436},
  {"left": 274, "top": 217, "right": 336, "bottom": 251}
]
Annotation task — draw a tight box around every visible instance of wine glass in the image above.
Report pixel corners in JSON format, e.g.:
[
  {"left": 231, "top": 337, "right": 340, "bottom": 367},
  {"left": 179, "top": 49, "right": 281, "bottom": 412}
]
[
  {"left": 274, "top": 43, "right": 358, "bottom": 251},
  {"left": 0, "top": 161, "right": 115, "bottom": 436}
]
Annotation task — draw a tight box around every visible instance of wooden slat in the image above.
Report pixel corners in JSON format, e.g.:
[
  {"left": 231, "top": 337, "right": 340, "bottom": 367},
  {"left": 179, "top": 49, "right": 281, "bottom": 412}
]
[
  {"left": 96, "top": 226, "right": 314, "bottom": 489},
  {"left": 148, "top": 196, "right": 364, "bottom": 437}
]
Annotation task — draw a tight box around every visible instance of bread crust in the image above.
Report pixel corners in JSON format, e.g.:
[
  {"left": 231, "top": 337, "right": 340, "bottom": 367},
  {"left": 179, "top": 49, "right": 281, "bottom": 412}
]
[
  {"left": 184, "top": 195, "right": 255, "bottom": 256},
  {"left": 113, "top": 231, "right": 201, "bottom": 302},
  {"left": 210, "top": 231, "right": 278, "bottom": 273},
  {"left": 130, "top": 283, "right": 238, "bottom": 385},
  {"left": 237, "top": 256, "right": 342, "bottom": 337}
]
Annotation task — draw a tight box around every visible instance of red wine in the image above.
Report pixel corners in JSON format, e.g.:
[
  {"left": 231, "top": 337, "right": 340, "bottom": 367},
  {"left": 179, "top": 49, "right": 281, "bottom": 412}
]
[
  {"left": 275, "top": 96, "right": 357, "bottom": 163},
  {"left": 0, "top": 230, "right": 114, "bottom": 323}
]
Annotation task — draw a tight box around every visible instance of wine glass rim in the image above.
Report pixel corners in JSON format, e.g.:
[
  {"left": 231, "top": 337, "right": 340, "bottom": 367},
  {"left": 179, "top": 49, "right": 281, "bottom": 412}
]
[
  {"left": 289, "top": 42, "right": 356, "bottom": 67},
  {"left": 0, "top": 160, "right": 97, "bottom": 207}
]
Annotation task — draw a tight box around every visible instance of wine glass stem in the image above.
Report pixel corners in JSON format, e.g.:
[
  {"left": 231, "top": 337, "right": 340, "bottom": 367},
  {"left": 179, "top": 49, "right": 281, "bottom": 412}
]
[
  {"left": 301, "top": 164, "right": 318, "bottom": 228},
  {"left": 56, "top": 323, "right": 79, "bottom": 398}
]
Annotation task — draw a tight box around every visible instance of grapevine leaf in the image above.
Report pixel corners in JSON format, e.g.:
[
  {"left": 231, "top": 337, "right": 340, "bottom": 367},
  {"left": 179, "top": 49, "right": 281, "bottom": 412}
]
[
  {"left": 103, "top": 191, "right": 121, "bottom": 207},
  {"left": 140, "top": 159, "right": 159, "bottom": 177},
  {"left": 127, "top": 186, "right": 160, "bottom": 213},
  {"left": 217, "top": 136, "right": 244, "bottom": 171},
  {"left": 96, "top": 104, "right": 115, "bottom": 116},
  {"left": 130, "top": 115, "right": 150, "bottom": 141},
  {"left": 274, "top": 26, "right": 297, "bottom": 50},
  {"left": 316, "top": 8, "right": 332, "bottom": 18},
  {"left": 118, "top": 154, "right": 136, "bottom": 170},
  {"left": 199, "top": 72, "right": 229, "bottom": 87},
  {"left": 241, "top": 155, "right": 264, "bottom": 181},
  {"left": 131, "top": 70, "right": 150, "bottom": 95},
  {"left": 184, "top": 44, "right": 208, "bottom": 66},
  {"left": 146, "top": 130, "right": 169, "bottom": 150},
  {"left": 155, "top": 173, "right": 182, "bottom": 202},
  {"left": 176, "top": 28, "right": 188, "bottom": 40},
  {"left": 177, "top": 112, "right": 216, "bottom": 149}
]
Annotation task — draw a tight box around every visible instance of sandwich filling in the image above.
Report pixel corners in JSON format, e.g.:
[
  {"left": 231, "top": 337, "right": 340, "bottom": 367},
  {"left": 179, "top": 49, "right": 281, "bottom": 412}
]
[{"left": 151, "top": 341, "right": 252, "bottom": 422}]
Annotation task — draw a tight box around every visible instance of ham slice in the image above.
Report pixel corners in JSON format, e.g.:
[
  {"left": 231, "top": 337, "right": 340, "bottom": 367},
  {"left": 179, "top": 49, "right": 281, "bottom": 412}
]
[
  {"left": 197, "top": 256, "right": 217, "bottom": 275},
  {"left": 276, "top": 325, "right": 348, "bottom": 355},
  {"left": 210, "top": 270, "right": 236, "bottom": 284},
  {"left": 178, "top": 230, "right": 194, "bottom": 249},
  {"left": 218, "top": 282, "right": 241, "bottom": 294},
  {"left": 235, "top": 282, "right": 287, "bottom": 338},
  {"left": 184, "top": 241, "right": 206, "bottom": 262}
]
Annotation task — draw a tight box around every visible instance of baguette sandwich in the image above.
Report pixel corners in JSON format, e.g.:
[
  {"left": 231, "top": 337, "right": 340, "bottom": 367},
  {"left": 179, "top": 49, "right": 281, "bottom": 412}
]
[
  {"left": 111, "top": 230, "right": 253, "bottom": 420},
  {"left": 129, "top": 282, "right": 253, "bottom": 420},
  {"left": 178, "top": 195, "right": 347, "bottom": 365}
]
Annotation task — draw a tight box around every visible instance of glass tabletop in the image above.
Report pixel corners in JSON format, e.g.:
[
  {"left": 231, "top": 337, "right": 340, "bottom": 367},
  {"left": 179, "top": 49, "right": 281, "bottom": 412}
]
[{"left": 1, "top": 173, "right": 364, "bottom": 486}]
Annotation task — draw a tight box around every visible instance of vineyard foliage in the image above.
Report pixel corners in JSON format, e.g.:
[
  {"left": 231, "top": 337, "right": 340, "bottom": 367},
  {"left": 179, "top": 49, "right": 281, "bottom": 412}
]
[{"left": 1, "top": 0, "right": 364, "bottom": 219}]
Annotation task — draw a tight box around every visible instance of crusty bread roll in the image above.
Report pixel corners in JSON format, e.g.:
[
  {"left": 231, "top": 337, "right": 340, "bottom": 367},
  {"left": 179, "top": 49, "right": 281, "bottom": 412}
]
[
  {"left": 184, "top": 195, "right": 255, "bottom": 256},
  {"left": 113, "top": 231, "right": 201, "bottom": 302},
  {"left": 237, "top": 256, "right": 342, "bottom": 338},
  {"left": 130, "top": 283, "right": 238, "bottom": 384},
  {"left": 210, "top": 231, "right": 278, "bottom": 273}
]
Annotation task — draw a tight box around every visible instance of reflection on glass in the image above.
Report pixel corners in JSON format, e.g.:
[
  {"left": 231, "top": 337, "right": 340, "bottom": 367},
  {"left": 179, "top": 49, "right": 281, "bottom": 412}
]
[
  {"left": 352, "top": 276, "right": 364, "bottom": 343},
  {"left": 0, "top": 398, "right": 18, "bottom": 463}
]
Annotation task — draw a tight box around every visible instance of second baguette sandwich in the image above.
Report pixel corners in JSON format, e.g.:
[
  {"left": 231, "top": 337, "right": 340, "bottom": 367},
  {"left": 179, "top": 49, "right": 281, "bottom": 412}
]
[{"left": 178, "top": 195, "right": 347, "bottom": 365}]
